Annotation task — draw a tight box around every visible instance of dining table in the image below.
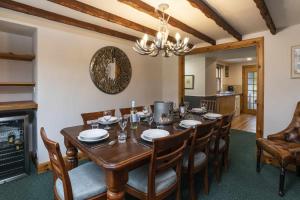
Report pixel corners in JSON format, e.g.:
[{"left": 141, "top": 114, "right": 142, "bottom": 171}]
[{"left": 60, "top": 112, "right": 210, "bottom": 200}]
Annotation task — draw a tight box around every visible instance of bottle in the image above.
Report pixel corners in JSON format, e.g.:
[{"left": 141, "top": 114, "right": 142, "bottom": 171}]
[
  {"left": 130, "top": 100, "right": 139, "bottom": 129},
  {"left": 179, "top": 97, "right": 185, "bottom": 119}
]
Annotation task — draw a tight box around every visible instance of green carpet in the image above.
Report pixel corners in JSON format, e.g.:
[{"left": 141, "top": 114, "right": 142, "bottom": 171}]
[{"left": 0, "top": 130, "right": 299, "bottom": 200}]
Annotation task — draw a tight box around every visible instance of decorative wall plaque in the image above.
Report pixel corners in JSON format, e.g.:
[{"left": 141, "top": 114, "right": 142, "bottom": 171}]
[{"left": 90, "top": 46, "right": 132, "bottom": 94}]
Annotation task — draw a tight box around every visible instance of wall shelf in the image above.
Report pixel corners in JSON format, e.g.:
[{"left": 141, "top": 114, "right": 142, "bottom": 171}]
[
  {"left": 0, "top": 101, "right": 38, "bottom": 112},
  {"left": 0, "top": 52, "right": 35, "bottom": 61},
  {"left": 0, "top": 82, "right": 35, "bottom": 87}
]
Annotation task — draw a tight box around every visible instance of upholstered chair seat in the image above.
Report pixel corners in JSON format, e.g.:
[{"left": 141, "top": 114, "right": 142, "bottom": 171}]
[
  {"left": 127, "top": 164, "right": 177, "bottom": 193},
  {"left": 183, "top": 151, "right": 207, "bottom": 169},
  {"left": 55, "top": 162, "right": 106, "bottom": 200}
]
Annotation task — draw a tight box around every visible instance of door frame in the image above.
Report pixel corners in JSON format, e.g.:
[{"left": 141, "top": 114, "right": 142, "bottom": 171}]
[
  {"left": 178, "top": 37, "right": 264, "bottom": 139},
  {"left": 242, "top": 65, "right": 257, "bottom": 114}
]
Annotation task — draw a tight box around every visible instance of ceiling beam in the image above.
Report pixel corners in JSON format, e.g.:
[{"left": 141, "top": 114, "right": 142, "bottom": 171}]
[
  {"left": 47, "top": 0, "right": 156, "bottom": 39},
  {"left": 253, "top": 0, "right": 276, "bottom": 34},
  {"left": 0, "top": 0, "right": 140, "bottom": 42},
  {"left": 118, "top": 0, "right": 216, "bottom": 45},
  {"left": 186, "top": 0, "right": 242, "bottom": 41}
]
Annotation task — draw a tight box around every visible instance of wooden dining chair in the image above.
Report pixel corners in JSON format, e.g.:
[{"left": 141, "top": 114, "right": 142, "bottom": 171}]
[
  {"left": 125, "top": 128, "right": 192, "bottom": 200},
  {"left": 208, "top": 118, "right": 224, "bottom": 183},
  {"left": 81, "top": 109, "right": 115, "bottom": 125},
  {"left": 183, "top": 120, "right": 216, "bottom": 200},
  {"left": 119, "top": 106, "right": 143, "bottom": 115},
  {"left": 40, "top": 128, "right": 107, "bottom": 200},
  {"left": 220, "top": 113, "right": 235, "bottom": 170},
  {"left": 150, "top": 105, "right": 154, "bottom": 113},
  {"left": 200, "top": 99, "right": 218, "bottom": 113}
]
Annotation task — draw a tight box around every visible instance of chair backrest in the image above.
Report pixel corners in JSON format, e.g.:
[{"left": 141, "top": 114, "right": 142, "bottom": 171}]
[
  {"left": 147, "top": 128, "right": 192, "bottom": 199},
  {"left": 119, "top": 106, "right": 143, "bottom": 116},
  {"left": 211, "top": 118, "right": 224, "bottom": 154},
  {"left": 188, "top": 120, "right": 216, "bottom": 168},
  {"left": 220, "top": 113, "right": 234, "bottom": 138},
  {"left": 40, "top": 128, "right": 73, "bottom": 200},
  {"left": 285, "top": 101, "right": 300, "bottom": 143},
  {"left": 81, "top": 109, "right": 115, "bottom": 125},
  {"left": 200, "top": 99, "right": 218, "bottom": 113}
]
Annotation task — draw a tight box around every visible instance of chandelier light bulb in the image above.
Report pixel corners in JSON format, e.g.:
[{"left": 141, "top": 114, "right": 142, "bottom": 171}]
[
  {"left": 142, "top": 34, "right": 148, "bottom": 42},
  {"left": 175, "top": 32, "right": 181, "bottom": 41},
  {"left": 183, "top": 37, "right": 189, "bottom": 45}
]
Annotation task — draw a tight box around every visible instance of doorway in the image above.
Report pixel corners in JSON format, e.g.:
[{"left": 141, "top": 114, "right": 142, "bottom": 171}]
[
  {"left": 242, "top": 65, "right": 257, "bottom": 115},
  {"left": 178, "top": 37, "right": 264, "bottom": 138}
]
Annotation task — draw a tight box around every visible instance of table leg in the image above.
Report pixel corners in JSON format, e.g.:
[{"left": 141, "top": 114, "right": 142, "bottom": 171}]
[
  {"left": 105, "top": 170, "right": 128, "bottom": 200},
  {"left": 64, "top": 138, "right": 78, "bottom": 170}
]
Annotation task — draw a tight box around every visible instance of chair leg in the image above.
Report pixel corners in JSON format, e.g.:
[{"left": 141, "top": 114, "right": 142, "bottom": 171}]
[
  {"left": 176, "top": 181, "right": 181, "bottom": 200},
  {"left": 278, "top": 166, "right": 286, "bottom": 197},
  {"left": 223, "top": 150, "right": 229, "bottom": 171},
  {"left": 203, "top": 165, "right": 209, "bottom": 195},
  {"left": 188, "top": 172, "right": 196, "bottom": 200},
  {"left": 214, "top": 156, "right": 221, "bottom": 183},
  {"left": 256, "top": 146, "right": 262, "bottom": 173},
  {"left": 296, "top": 166, "right": 300, "bottom": 177}
]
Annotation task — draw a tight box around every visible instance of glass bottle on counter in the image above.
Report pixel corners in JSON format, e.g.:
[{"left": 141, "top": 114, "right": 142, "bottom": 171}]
[{"left": 130, "top": 100, "right": 139, "bottom": 129}]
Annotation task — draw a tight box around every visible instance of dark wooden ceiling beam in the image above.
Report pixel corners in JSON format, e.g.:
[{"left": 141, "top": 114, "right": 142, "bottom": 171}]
[
  {"left": 253, "top": 0, "right": 276, "bottom": 34},
  {"left": 47, "top": 0, "right": 159, "bottom": 38},
  {"left": 118, "top": 0, "right": 216, "bottom": 45},
  {"left": 186, "top": 0, "right": 242, "bottom": 41},
  {"left": 0, "top": 0, "right": 139, "bottom": 42}
]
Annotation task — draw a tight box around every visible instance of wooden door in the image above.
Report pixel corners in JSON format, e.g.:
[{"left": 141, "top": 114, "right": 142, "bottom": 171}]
[{"left": 242, "top": 66, "right": 257, "bottom": 114}]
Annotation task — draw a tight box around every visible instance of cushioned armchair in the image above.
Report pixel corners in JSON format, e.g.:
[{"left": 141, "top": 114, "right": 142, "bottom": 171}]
[{"left": 256, "top": 101, "right": 300, "bottom": 196}]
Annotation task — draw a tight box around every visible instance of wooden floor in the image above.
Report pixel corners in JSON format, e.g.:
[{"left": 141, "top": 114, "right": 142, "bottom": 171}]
[{"left": 231, "top": 113, "right": 256, "bottom": 133}]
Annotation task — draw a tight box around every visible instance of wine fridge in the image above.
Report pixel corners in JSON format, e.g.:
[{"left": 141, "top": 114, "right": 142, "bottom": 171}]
[{"left": 0, "top": 114, "right": 30, "bottom": 184}]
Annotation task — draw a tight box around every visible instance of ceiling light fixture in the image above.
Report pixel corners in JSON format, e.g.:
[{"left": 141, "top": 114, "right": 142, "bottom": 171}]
[
  {"left": 133, "top": 3, "right": 193, "bottom": 57},
  {"left": 246, "top": 57, "right": 253, "bottom": 61}
]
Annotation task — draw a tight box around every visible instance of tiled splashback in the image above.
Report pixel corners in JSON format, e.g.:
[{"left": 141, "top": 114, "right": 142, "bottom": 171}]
[{"left": 222, "top": 85, "right": 242, "bottom": 94}]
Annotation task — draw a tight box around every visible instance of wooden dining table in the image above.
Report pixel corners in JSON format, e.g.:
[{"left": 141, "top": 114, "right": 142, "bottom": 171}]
[{"left": 60, "top": 113, "right": 207, "bottom": 200}]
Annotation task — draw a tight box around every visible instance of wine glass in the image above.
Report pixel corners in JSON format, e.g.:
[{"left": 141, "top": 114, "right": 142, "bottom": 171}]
[
  {"left": 147, "top": 114, "right": 154, "bottom": 128},
  {"left": 143, "top": 106, "right": 149, "bottom": 115},
  {"left": 103, "top": 110, "right": 112, "bottom": 130},
  {"left": 118, "top": 116, "right": 128, "bottom": 132}
]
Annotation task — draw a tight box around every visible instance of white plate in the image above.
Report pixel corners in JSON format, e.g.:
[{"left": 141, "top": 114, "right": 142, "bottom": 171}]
[
  {"left": 98, "top": 116, "right": 118, "bottom": 125},
  {"left": 77, "top": 133, "right": 109, "bottom": 143},
  {"left": 141, "top": 129, "right": 170, "bottom": 142},
  {"left": 203, "top": 113, "right": 222, "bottom": 119},
  {"left": 191, "top": 108, "right": 205, "bottom": 113},
  {"left": 79, "top": 129, "right": 108, "bottom": 140},
  {"left": 180, "top": 120, "right": 202, "bottom": 127}
]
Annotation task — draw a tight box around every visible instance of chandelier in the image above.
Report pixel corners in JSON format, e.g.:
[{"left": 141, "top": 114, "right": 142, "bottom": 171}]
[{"left": 133, "top": 4, "right": 193, "bottom": 57}]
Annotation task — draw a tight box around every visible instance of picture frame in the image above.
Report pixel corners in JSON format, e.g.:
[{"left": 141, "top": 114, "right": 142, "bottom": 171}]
[
  {"left": 291, "top": 45, "right": 300, "bottom": 78},
  {"left": 184, "top": 75, "right": 194, "bottom": 89}
]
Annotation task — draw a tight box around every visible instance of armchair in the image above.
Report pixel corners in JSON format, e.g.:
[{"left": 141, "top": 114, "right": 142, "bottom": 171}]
[{"left": 256, "top": 101, "right": 300, "bottom": 196}]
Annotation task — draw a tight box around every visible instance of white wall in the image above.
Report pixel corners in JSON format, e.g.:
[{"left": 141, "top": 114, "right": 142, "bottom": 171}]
[
  {"left": 0, "top": 10, "right": 164, "bottom": 163},
  {"left": 205, "top": 58, "right": 217, "bottom": 95},
  {"left": 184, "top": 55, "right": 205, "bottom": 96}
]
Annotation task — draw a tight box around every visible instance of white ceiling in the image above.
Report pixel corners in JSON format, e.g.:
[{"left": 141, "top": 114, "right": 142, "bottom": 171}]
[{"left": 4, "top": 0, "right": 300, "bottom": 44}]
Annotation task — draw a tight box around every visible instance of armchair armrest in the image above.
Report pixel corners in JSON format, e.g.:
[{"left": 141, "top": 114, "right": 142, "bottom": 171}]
[{"left": 267, "top": 126, "right": 295, "bottom": 141}]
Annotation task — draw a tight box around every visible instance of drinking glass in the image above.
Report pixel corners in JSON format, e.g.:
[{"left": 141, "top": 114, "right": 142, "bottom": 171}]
[
  {"left": 103, "top": 110, "right": 112, "bottom": 130},
  {"left": 91, "top": 122, "right": 99, "bottom": 129},
  {"left": 118, "top": 116, "right": 128, "bottom": 132},
  {"left": 118, "top": 130, "right": 127, "bottom": 143},
  {"left": 143, "top": 106, "right": 149, "bottom": 115}
]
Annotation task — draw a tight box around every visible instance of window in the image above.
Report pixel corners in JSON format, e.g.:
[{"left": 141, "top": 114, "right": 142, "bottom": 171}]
[{"left": 216, "top": 64, "right": 222, "bottom": 92}]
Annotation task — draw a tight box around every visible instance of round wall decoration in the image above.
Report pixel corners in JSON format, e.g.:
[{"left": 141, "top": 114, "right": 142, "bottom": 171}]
[{"left": 89, "top": 46, "right": 132, "bottom": 94}]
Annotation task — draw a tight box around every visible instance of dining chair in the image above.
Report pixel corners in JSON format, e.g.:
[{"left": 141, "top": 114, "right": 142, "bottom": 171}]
[
  {"left": 81, "top": 109, "right": 115, "bottom": 125},
  {"left": 150, "top": 105, "right": 154, "bottom": 113},
  {"left": 125, "top": 128, "right": 192, "bottom": 200},
  {"left": 40, "top": 128, "right": 107, "bottom": 200},
  {"left": 219, "top": 113, "right": 235, "bottom": 171},
  {"left": 183, "top": 120, "right": 216, "bottom": 200},
  {"left": 119, "top": 106, "right": 143, "bottom": 115},
  {"left": 200, "top": 99, "right": 218, "bottom": 113},
  {"left": 208, "top": 118, "right": 224, "bottom": 182}
]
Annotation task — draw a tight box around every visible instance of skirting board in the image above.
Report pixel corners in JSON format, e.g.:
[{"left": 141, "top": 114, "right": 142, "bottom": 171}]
[{"left": 37, "top": 152, "right": 87, "bottom": 174}]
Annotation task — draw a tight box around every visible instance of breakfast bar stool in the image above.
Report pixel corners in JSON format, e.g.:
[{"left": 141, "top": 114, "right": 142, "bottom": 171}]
[
  {"left": 41, "top": 128, "right": 107, "bottom": 200},
  {"left": 125, "top": 128, "right": 192, "bottom": 200}
]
